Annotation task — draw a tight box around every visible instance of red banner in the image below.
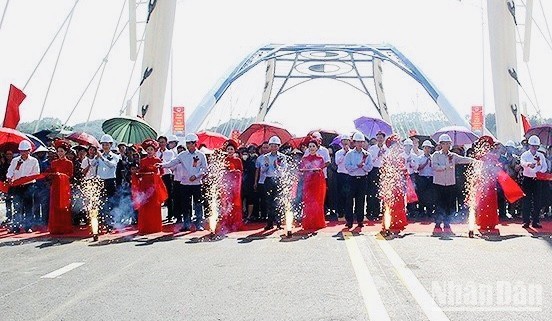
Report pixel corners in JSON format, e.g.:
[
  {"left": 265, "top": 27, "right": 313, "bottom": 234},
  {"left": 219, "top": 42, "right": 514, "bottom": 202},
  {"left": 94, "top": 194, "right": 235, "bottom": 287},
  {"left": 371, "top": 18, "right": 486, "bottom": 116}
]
[
  {"left": 3, "top": 84, "right": 26, "bottom": 129},
  {"left": 172, "top": 106, "right": 185, "bottom": 135},
  {"left": 471, "top": 105, "right": 484, "bottom": 133}
]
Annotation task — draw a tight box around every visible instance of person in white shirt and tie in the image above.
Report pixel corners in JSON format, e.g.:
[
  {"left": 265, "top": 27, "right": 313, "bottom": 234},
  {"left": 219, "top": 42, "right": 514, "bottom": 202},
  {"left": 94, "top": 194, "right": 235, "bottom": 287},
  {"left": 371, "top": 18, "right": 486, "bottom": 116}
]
[
  {"left": 367, "top": 131, "right": 387, "bottom": 220},
  {"left": 96, "top": 134, "right": 120, "bottom": 233},
  {"left": 334, "top": 134, "right": 351, "bottom": 219},
  {"left": 520, "top": 135, "right": 548, "bottom": 228},
  {"left": 6, "top": 140, "right": 40, "bottom": 233},
  {"left": 157, "top": 136, "right": 177, "bottom": 222},
  {"left": 415, "top": 140, "right": 435, "bottom": 218},
  {"left": 159, "top": 133, "right": 207, "bottom": 231}
]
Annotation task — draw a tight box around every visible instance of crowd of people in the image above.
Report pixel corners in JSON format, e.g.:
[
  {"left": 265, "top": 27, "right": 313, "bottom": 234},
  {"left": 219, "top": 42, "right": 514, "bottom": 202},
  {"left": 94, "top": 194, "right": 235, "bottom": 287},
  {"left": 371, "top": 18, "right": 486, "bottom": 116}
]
[{"left": 1, "top": 128, "right": 551, "bottom": 236}]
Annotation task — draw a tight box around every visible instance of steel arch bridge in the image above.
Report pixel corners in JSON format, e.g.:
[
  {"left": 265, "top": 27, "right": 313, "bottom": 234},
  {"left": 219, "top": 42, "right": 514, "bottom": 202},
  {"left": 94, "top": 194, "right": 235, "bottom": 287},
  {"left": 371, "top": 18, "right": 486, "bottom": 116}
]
[{"left": 185, "top": 43, "right": 470, "bottom": 134}]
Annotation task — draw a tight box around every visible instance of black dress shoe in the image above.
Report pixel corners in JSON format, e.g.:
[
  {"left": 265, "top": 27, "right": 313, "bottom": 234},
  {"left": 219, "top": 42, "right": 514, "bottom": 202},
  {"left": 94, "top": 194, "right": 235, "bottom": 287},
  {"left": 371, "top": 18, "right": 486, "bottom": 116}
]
[
  {"left": 522, "top": 223, "right": 530, "bottom": 228},
  {"left": 345, "top": 223, "right": 353, "bottom": 229},
  {"left": 357, "top": 223, "right": 364, "bottom": 228},
  {"left": 276, "top": 224, "right": 282, "bottom": 230},
  {"left": 264, "top": 225, "right": 273, "bottom": 231},
  {"left": 532, "top": 223, "right": 543, "bottom": 228}
]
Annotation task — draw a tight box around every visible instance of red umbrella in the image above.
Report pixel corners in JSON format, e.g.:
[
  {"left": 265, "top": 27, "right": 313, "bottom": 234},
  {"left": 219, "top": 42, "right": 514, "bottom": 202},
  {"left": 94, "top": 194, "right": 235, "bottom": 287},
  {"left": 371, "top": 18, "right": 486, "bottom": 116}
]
[
  {"left": 285, "top": 137, "right": 308, "bottom": 149},
  {"left": 67, "top": 131, "right": 100, "bottom": 147},
  {"left": 307, "top": 129, "right": 339, "bottom": 146},
  {"left": 197, "top": 131, "right": 228, "bottom": 149},
  {"left": 239, "top": 122, "right": 292, "bottom": 146},
  {"left": 0, "top": 127, "right": 35, "bottom": 153}
]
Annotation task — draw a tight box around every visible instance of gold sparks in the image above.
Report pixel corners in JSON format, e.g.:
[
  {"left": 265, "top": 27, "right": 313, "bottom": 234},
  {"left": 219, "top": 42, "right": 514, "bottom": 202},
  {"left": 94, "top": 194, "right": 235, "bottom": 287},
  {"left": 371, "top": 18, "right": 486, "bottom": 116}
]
[
  {"left": 277, "top": 157, "right": 298, "bottom": 233},
  {"left": 78, "top": 177, "right": 105, "bottom": 236},
  {"left": 205, "top": 150, "right": 227, "bottom": 233},
  {"left": 379, "top": 143, "right": 406, "bottom": 230}
]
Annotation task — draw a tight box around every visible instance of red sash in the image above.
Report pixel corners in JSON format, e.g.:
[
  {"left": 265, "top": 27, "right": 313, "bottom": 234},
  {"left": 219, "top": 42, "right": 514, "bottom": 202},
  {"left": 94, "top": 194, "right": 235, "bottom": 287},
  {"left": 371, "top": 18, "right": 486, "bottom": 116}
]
[
  {"left": 497, "top": 170, "right": 525, "bottom": 203},
  {"left": 0, "top": 173, "right": 47, "bottom": 193}
]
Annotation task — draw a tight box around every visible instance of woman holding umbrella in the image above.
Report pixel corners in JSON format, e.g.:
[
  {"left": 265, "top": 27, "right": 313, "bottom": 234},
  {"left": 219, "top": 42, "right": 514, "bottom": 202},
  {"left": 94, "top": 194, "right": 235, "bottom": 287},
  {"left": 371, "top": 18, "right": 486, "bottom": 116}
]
[
  {"left": 47, "top": 140, "right": 74, "bottom": 235},
  {"left": 219, "top": 139, "right": 244, "bottom": 232},
  {"left": 299, "top": 140, "right": 326, "bottom": 230},
  {"left": 132, "top": 139, "right": 167, "bottom": 235}
]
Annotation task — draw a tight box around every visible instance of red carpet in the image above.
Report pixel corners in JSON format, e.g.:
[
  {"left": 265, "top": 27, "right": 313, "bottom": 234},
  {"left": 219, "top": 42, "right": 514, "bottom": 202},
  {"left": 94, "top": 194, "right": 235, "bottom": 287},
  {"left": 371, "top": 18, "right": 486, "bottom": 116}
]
[{"left": 0, "top": 219, "right": 550, "bottom": 242}]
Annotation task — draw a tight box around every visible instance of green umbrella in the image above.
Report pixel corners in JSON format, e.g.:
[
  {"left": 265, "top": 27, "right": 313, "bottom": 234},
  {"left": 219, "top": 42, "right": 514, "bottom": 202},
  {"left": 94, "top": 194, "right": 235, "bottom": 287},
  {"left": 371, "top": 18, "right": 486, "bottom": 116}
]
[{"left": 101, "top": 116, "right": 157, "bottom": 144}]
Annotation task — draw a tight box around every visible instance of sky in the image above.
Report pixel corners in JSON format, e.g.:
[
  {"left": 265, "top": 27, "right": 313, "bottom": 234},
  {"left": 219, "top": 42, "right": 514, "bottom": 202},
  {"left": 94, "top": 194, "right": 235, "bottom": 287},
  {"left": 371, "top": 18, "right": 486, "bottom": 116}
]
[{"left": 0, "top": 0, "right": 551, "bottom": 136}]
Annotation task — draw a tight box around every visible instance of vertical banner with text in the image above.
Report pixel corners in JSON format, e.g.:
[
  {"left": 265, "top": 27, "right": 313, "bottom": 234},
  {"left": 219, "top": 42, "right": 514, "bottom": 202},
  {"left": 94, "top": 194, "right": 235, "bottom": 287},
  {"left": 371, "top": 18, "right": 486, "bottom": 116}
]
[
  {"left": 172, "top": 106, "right": 185, "bottom": 135},
  {"left": 471, "top": 105, "right": 484, "bottom": 135}
]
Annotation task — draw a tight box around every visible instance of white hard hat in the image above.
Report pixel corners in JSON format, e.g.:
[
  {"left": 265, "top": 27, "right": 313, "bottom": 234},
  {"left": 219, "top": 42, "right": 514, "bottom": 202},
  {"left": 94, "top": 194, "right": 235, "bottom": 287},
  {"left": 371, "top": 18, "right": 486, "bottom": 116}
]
[
  {"left": 504, "top": 140, "right": 516, "bottom": 148},
  {"left": 311, "top": 131, "right": 322, "bottom": 139},
  {"left": 18, "top": 140, "right": 32, "bottom": 151},
  {"left": 403, "top": 138, "right": 414, "bottom": 146},
  {"left": 352, "top": 132, "right": 365, "bottom": 142},
  {"left": 185, "top": 133, "right": 199, "bottom": 142},
  {"left": 438, "top": 134, "right": 452, "bottom": 143},
  {"left": 421, "top": 140, "right": 434, "bottom": 148},
  {"left": 340, "top": 134, "right": 351, "bottom": 140},
  {"left": 167, "top": 134, "right": 179, "bottom": 142},
  {"left": 99, "top": 134, "right": 114, "bottom": 144},
  {"left": 268, "top": 136, "right": 281, "bottom": 145},
  {"left": 528, "top": 135, "right": 541, "bottom": 146}
]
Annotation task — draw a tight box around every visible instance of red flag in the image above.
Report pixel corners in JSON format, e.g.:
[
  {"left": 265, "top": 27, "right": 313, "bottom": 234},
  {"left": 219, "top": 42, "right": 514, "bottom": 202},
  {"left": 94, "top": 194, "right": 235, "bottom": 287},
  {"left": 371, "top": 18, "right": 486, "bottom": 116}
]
[
  {"left": 3, "top": 85, "right": 26, "bottom": 129},
  {"left": 497, "top": 170, "right": 525, "bottom": 203},
  {"left": 521, "top": 114, "right": 531, "bottom": 134}
]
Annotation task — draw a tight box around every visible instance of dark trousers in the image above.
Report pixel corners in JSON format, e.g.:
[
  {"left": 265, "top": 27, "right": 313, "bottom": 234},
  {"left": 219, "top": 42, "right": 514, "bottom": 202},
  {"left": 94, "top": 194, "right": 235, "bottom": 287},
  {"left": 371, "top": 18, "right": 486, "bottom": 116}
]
[
  {"left": 497, "top": 183, "right": 507, "bottom": 218},
  {"left": 257, "top": 183, "right": 267, "bottom": 220},
  {"left": 4, "top": 193, "right": 13, "bottom": 222},
  {"left": 162, "top": 174, "right": 175, "bottom": 220},
  {"left": 346, "top": 175, "right": 368, "bottom": 225},
  {"left": 366, "top": 167, "right": 381, "bottom": 219},
  {"left": 33, "top": 181, "right": 50, "bottom": 225},
  {"left": 182, "top": 184, "right": 203, "bottom": 228},
  {"left": 264, "top": 177, "right": 281, "bottom": 227},
  {"left": 336, "top": 173, "right": 350, "bottom": 217},
  {"left": 416, "top": 175, "right": 435, "bottom": 216},
  {"left": 435, "top": 184, "right": 456, "bottom": 227},
  {"left": 100, "top": 178, "right": 117, "bottom": 229},
  {"left": 522, "top": 177, "right": 540, "bottom": 225},
  {"left": 173, "top": 182, "right": 185, "bottom": 223},
  {"left": 9, "top": 183, "right": 36, "bottom": 231}
]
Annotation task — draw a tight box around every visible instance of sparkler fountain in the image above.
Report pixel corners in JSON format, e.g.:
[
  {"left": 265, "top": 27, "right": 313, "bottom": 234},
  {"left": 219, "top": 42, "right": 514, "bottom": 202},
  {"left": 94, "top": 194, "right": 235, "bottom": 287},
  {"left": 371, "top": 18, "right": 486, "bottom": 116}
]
[
  {"left": 204, "top": 150, "right": 227, "bottom": 238},
  {"left": 79, "top": 177, "right": 105, "bottom": 241}
]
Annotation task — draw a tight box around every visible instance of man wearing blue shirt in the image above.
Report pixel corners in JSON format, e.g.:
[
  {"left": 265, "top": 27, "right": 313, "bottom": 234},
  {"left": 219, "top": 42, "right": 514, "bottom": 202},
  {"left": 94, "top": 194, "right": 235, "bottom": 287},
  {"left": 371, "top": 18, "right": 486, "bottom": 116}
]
[{"left": 344, "top": 132, "right": 373, "bottom": 229}]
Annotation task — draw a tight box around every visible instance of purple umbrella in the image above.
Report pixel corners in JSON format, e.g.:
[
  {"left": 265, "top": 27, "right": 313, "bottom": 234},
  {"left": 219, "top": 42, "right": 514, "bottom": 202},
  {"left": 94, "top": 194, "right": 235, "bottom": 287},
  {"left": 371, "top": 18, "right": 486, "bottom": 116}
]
[
  {"left": 353, "top": 116, "right": 392, "bottom": 139},
  {"left": 431, "top": 126, "right": 479, "bottom": 146},
  {"left": 524, "top": 124, "right": 552, "bottom": 146}
]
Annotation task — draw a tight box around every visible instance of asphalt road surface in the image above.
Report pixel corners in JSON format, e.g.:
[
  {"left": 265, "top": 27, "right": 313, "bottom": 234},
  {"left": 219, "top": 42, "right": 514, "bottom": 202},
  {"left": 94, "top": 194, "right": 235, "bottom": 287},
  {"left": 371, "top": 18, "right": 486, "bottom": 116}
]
[{"left": 1, "top": 220, "right": 551, "bottom": 321}]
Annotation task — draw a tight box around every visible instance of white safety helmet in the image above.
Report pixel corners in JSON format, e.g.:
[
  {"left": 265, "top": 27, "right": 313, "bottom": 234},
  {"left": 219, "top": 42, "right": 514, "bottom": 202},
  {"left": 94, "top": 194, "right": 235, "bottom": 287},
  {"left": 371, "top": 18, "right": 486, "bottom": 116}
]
[
  {"left": 18, "top": 140, "right": 32, "bottom": 151},
  {"left": 504, "top": 140, "right": 516, "bottom": 148},
  {"left": 185, "top": 133, "right": 199, "bottom": 143},
  {"left": 352, "top": 132, "right": 365, "bottom": 142},
  {"left": 528, "top": 135, "right": 541, "bottom": 146},
  {"left": 99, "top": 134, "right": 114, "bottom": 144},
  {"left": 340, "top": 134, "right": 351, "bottom": 141},
  {"left": 268, "top": 136, "right": 281, "bottom": 145},
  {"left": 421, "top": 140, "right": 434, "bottom": 148},
  {"left": 438, "top": 134, "right": 452, "bottom": 143},
  {"left": 167, "top": 134, "right": 179, "bottom": 142},
  {"left": 403, "top": 138, "right": 414, "bottom": 146}
]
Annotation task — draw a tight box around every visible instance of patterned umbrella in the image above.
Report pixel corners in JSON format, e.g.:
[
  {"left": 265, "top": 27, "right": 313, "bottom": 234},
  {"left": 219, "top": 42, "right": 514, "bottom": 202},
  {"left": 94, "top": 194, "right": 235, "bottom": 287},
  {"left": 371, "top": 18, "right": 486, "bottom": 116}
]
[
  {"left": 102, "top": 116, "right": 157, "bottom": 144},
  {"left": 67, "top": 131, "right": 100, "bottom": 147},
  {"left": 524, "top": 124, "right": 551, "bottom": 146}
]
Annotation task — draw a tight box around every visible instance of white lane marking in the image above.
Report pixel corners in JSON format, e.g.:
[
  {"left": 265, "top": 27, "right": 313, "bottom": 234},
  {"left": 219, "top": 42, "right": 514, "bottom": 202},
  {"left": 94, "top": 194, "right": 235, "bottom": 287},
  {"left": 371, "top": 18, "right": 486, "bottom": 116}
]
[
  {"left": 343, "top": 232, "right": 391, "bottom": 321},
  {"left": 375, "top": 238, "right": 450, "bottom": 321},
  {"left": 40, "top": 262, "right": 85, "bottom": 279}
]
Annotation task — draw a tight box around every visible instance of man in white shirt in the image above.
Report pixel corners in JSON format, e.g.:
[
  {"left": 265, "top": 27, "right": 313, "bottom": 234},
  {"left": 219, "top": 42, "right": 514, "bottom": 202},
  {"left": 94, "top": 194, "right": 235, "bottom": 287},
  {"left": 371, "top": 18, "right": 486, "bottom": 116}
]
[
  {"left": 415, "top": 140, "right": 435, "bottom": 218},
  {"left": 254, "top": 142, "right": 270, "bottom": 220},
  {"left": 6, "top": 140, "right": 40, "bottom": 233},
  {"left": 160, "top": 133, "right": 207, "bottom": 231},
  {"left": 157, "top": 136, "right": 177, "bottom": 222},
  {"left": 96, "top": 134, "right": 120, "bottom": 232},
  {"left": 334, "top": 134, "right": 351, "bottom": 218},
  {"left": 402, "top": 138, "right": 419, "bottom": 217},
  {"left": 520, "top": 135, "right": 548, "bottom": 228},
  {"left": 366, "top": 131, "right": 387, "bottom": 220}
]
